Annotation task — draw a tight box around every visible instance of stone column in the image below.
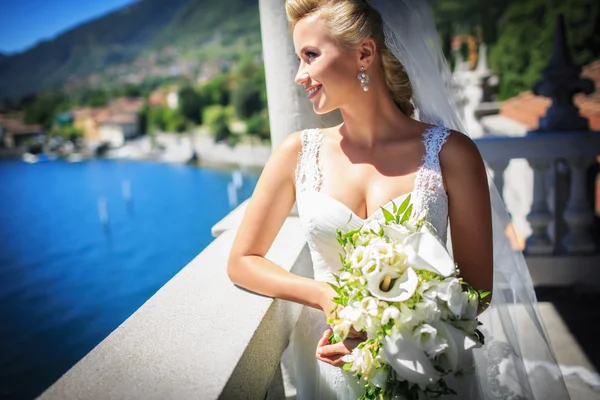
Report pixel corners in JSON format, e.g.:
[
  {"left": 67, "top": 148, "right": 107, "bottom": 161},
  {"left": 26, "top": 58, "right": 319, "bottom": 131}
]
[
  {"left": 487, "top": 160, "right": 509, "bottom": 202},
  {"left": 563, "top": 158, "right": 598, "bottom": 254},
  {"left": 526, "top": 159, "right": 554, "bottom": 255},
  {"left": 259, "top": 0, "right": 342, "bottom": 149}
]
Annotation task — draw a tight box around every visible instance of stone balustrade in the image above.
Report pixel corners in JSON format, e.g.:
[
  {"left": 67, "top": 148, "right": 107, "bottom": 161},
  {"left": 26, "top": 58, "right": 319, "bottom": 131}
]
[{"left": 474, "top": 131, "right": 600, "bottom": 256}]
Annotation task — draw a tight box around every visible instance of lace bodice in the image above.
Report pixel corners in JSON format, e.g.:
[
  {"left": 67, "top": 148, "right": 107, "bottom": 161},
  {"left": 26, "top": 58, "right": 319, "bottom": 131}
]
[{"left": 295, "top": 126, "right": 450, "bottom": 282}]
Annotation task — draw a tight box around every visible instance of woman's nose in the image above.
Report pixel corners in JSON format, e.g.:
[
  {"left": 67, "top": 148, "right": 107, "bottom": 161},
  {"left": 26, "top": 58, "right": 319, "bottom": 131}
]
[{"left": 295, "top": 65, "right": 309, "bottom": 86}]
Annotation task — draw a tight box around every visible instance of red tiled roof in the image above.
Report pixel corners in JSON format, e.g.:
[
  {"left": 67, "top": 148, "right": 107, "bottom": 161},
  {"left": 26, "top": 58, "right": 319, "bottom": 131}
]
[{"left": 0, "top": 116, "right": 42, "bottom": 135}]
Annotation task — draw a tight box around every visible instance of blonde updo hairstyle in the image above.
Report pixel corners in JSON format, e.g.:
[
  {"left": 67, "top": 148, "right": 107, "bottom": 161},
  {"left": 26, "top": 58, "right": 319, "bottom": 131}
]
[{"left": 286, "top": 0, "right": 414, "bottom": 117}]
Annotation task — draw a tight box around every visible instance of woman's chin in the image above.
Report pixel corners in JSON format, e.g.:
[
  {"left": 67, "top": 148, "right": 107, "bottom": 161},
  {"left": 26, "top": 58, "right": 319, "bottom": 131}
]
[{"left": 312, "top": 101, "right": 335, "bottom": 115}]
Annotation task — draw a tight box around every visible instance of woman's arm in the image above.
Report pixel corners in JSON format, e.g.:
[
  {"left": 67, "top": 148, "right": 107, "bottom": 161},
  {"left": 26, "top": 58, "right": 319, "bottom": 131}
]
[
  {"left": 440, "top": 131, "right": 494, "bottom": 309},
  {"left": 227, "top": 131, "right": 335, "bottom": 312}
]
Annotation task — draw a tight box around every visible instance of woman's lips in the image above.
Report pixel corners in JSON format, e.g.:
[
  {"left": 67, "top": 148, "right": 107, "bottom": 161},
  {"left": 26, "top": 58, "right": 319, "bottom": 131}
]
[{"left": 307, "top": 85, "right": 322, "bottom": 100}]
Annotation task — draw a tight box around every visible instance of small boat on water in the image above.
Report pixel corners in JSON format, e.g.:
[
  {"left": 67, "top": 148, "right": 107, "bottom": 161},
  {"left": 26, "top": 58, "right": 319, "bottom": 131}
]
[{"left": 22, "top": 153, "right": 56, "bottom": 163}]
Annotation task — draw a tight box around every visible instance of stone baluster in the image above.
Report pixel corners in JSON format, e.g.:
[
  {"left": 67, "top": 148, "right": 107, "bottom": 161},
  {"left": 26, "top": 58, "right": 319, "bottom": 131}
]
[
  {"left": 525, "top": 159, "right": 554, "bottom": 255},
  {"left": 562, "top": 158, "right": 598, "bottom": 254},
  {"left": 487, "top": 160, "right": 509, "bottom": 201}
]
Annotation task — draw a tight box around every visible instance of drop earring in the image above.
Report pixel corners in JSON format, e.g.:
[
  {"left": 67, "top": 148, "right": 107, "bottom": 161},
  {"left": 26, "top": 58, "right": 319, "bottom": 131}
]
[{"left": 357, "top": 66, "right": 369, "bottom": 91}]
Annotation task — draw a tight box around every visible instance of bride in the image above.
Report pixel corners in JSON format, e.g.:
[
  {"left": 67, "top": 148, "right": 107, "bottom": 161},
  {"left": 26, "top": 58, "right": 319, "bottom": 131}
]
[{"left": 228, "top": 0, "right": 571, "bottom": 398}]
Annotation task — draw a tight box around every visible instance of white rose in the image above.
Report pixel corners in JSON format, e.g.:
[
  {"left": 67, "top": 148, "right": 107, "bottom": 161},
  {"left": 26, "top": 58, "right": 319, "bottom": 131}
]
[
  {"left": 414, "top": 298, "right": 441, "bottom": 324},
  {"left": 360, "top": 297, "right": 380, "bottom": 317},
  {"left": 350, "top": 246, "right": 371, "bottom": 269},
  {"left": 361, "top": 258, "right": 381, "bottom": 279},
  {"left": 339, "top": 305, "right": 363, "bottom": 326},
  {"left": 332, "top": 319, "right": 351, "bottom": 338},
  {"left": 381, "top": 306, "right": 401, "bottom": 325},
  {"left": 413, "top": 323, "right": 449, "bottom": 358},
  {"left": 436, "top": 321, "right": 481, "bottom": 372},
  {"left": 435, "top": 278, "right": 467, "bottom": 318},
  {"left": 368, "top": 237, "right": 395, "bottom": 264},
  {"left": 395, "top": 303, "right": 418, "bottom": 330},
  {"left": 343, "top": 346, "right": 376, "bottom": 377}
]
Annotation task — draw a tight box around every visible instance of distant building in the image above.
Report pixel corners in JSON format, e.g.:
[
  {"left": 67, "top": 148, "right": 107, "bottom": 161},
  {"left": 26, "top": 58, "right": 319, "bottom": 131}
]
[
  {"left": 72, "top": 107, "right": 110, "bottom": 143},
  {"left": 166, "top": 91, "right": 179, "bottom": 110},
  {"left": 0, "top": 116, "right": 43, "bottom": 149},
  {"left": 98, "top": 113, "right": 140, "bottom": 147},
  {"left": 73, "top": 97, "right": 144, "bottom": 147}
]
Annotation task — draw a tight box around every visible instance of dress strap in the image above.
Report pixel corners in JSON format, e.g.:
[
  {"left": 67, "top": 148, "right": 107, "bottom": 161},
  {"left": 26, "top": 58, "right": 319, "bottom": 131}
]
[
  {"left": 422, "top": 126, "right": 451, "bottom": 172},
  {"left": 295, "top": 128, "right": 324, "bottom": 193},
  {"left": 413, "top": 126, "right": 451, "bottom": 222}
]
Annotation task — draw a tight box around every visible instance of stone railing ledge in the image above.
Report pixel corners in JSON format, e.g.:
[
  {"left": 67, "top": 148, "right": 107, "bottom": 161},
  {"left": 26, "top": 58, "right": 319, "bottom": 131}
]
[{"left": 40, "top": 215, "right": 310, "bottom": 400}]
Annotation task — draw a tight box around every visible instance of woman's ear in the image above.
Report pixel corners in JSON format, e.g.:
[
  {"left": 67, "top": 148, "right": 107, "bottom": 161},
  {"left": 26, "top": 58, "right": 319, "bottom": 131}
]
[{"left": 358, "top": 38, "right": 377, "bottom": 69}]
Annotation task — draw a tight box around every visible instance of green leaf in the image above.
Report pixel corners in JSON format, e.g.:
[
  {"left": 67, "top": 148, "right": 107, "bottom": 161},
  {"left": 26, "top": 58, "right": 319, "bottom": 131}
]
[
  {"left": 328, "top": 282, "right": 341, "bottom": 295},
  {"left": 392, "top": 200, "right": 398, "bottom": 214},
  {"left": 478, "top": 290, "right": 491, "bottom": 299},
  {"left": 400, "top": 204, "right": 413, "bottom": 223},
  {"left": 397, "top": 194, "right": 411, "bottom": 214},
  {"left": 381, "top": 207, "right": 395, "bottom": 223}
]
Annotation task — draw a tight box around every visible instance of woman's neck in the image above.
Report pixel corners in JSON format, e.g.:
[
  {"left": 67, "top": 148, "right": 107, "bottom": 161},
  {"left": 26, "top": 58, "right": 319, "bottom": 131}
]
[{"left": 337, "top": 94, "right": 415, "bottom": 148}]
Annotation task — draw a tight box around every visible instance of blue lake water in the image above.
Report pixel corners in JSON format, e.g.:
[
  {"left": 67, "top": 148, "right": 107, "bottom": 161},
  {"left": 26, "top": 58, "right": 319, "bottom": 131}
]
[{"left": 0, "top": 159, "right": 259, "bottom": 399}]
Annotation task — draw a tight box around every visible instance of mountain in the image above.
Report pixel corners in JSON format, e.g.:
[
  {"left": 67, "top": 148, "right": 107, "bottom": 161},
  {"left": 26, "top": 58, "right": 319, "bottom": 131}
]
[{"left": 0, "top": 0, "right": 261, "bottom": 99}]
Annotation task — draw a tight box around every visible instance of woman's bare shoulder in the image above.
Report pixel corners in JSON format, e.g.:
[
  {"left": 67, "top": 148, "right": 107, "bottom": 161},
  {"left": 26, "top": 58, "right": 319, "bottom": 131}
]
[{"left": 439, "top": 130, "right": 483, "bottom": 170}]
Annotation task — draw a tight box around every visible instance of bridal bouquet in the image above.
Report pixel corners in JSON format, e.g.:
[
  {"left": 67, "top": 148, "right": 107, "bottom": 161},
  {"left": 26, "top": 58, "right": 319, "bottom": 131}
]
[{"left": 328, "top": 195, "right": 489, "bottom": 400}]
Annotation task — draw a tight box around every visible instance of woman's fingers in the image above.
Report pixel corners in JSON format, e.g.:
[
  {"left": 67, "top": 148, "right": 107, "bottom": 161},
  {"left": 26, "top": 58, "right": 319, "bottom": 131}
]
[
  {"left": 347, "top": 326, "right": 367, "bottom": 340},
  {"left": 316, "top": 337, "right": 363, "bottom": 367},
  {"left": 316, "top": 352, "right": 346, "bottom": 366},
  {"left": 317, "top": 328, "right": 332, "bottom": 347},
  {"left": 318, "top": 342, "right": 347, "bottom": 357}
]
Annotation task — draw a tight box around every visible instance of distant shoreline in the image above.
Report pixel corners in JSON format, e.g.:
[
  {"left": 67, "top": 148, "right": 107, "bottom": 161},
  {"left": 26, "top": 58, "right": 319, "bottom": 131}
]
[{"left": 0, "top": 133, "right": 272, "bottom": 173}]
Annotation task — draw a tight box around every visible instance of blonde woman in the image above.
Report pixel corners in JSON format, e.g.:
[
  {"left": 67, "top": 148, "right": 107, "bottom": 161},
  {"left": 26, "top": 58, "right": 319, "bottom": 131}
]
[{"left": 228, "top": 1, "right": 569, "bottom": 399}]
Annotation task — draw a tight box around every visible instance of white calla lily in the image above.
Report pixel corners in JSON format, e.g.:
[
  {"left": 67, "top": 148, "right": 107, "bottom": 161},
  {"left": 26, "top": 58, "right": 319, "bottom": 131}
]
[
  {"left": 437, "top": 321, "right": 481, "bottom": 371},
  {"left": 383, "top": 327, "right": 441, "bottom": 389},
  {"left": 367, "top": 266, "right": 419, "bottom": 302},
  {"left": 382, "top": 224, "right": 412, "bottom": 243},
  {"left": 403, "top": 231, "right": 455, "bottom": 277}
]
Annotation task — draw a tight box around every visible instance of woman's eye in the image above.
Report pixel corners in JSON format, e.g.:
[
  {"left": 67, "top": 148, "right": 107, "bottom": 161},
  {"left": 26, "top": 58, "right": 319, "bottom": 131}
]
[{"left": 305, "top": 51, "right": 317, "bottom": 61}]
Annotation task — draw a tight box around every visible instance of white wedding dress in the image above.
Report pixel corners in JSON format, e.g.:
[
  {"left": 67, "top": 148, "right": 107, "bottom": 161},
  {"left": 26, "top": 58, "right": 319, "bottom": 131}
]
[
  {"left": 285, "top": 127, "right": 581, "bottom": 400},
  {"left": 287, "top": 126, "right": 485, "bottom": 399}
]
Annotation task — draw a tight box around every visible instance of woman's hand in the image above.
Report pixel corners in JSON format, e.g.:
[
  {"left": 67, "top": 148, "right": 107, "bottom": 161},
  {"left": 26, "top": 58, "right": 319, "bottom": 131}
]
[
  {"left": 317, "top": 281, "right": 367, "bottom": 340},
  {"left": 317, "top": 281, "right": 340, "bottom": 320},
  {"left": 316, "top": 328, "right": 363, "bottom": 367}
]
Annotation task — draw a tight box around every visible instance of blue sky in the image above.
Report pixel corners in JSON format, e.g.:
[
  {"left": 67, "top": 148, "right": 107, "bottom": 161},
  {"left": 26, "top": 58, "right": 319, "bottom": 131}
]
[{"left": 0, "top": 0, "right": 139, "bottom": 54}]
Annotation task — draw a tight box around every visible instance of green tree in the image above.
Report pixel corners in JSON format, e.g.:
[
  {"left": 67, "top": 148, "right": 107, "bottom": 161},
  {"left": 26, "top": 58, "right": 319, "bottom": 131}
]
[
  {"left": 178, "top": 86, "right": 203, "bottom": 125},
  {"left": 490, "top": 0, "right": 600, "bottom": 99},
  {"left": 164, "top": 108, "right": 187, "bottom": 133},
  {"left": 84, "top": 89, "right": 109, "bottom": 107},
  {"left": 430, "top": 0, "right": 509, "bottom": 62},
  {"left": 51, "top": 125, "right": 83, "bottom": 141},
  {"left": 230, "top": 57, "right": 267, "bottom": 120},
  {"left": 246, "top": 111, "right": 270, "bottom": 142},
  {"left": 199, "top": 73, "right": 230, "bottom": 106},
  {"left": 24, "top": 92, "right": 66, "bottom": 129},
  {"left": 203, "top": 104, "right": 232, "bottom": 143}
]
